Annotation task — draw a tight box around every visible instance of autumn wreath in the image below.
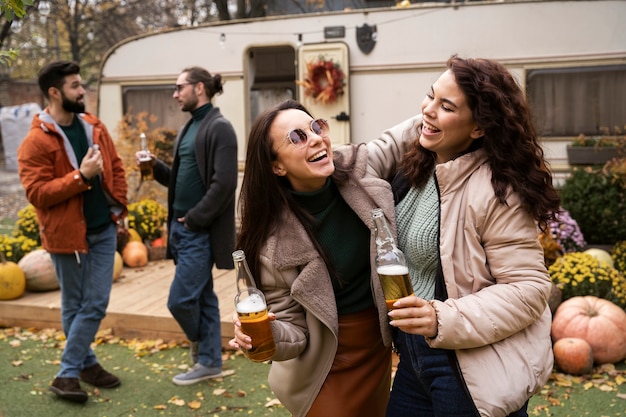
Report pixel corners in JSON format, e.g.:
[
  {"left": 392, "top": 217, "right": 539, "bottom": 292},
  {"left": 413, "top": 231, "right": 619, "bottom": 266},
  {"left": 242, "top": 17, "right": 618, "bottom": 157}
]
[{"left": 297, "top": 57, "right": 345, "bottom": 105}]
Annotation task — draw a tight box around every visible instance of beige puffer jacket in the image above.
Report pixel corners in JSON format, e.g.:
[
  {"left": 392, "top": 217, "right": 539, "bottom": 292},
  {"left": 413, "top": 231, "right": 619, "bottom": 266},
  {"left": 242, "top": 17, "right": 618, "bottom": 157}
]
[{"left": 367, "top": 115, "right": 553, "bottom": 417}]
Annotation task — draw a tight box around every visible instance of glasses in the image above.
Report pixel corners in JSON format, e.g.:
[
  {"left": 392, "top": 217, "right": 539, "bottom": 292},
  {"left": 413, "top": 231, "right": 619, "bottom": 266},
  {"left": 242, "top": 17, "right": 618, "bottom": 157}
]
[
  {"left": 173, "top": 82, "right": 196, "bottom": 93},
  {"left": 280, "top": 119, "right": 329, "bottom": 149}
]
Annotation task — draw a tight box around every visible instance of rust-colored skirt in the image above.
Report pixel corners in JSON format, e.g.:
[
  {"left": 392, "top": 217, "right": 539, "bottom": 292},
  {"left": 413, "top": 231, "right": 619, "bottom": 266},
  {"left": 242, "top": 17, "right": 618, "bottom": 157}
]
[{"left": 307, "top": 306, "right": 392, "bottom": 417}]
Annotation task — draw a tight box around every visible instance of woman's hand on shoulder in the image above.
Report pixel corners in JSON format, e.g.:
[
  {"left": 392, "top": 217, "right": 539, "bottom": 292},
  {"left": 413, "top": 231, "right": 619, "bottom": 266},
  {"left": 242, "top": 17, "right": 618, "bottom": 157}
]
[{"left": 388, "top": 296, "right": 438, "bottom": 338}]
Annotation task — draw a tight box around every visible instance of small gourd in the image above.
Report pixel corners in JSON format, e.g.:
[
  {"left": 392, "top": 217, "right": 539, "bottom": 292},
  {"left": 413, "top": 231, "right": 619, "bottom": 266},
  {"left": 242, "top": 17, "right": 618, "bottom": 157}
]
[
  {"left": 113, "top": 251, "right": 123, "bottom": 281},
  {"left": 0, "top": 252, "right": 26, "bottom": 300},
  {"left": 552, "top": 337, "right": 594, "bottom": 375},
  {"left": 122, "top": 241, "right": 148, "bottom": 268}
]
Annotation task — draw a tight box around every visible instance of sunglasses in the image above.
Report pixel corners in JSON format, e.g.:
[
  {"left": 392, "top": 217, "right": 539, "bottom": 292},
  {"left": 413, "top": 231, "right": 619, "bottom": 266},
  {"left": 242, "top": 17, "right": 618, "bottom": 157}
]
[
  {"left": 173, "top": 82, "right": 197, "bottom": 93},
  {"left": 281, "top": 119, "right": 329, "bottom": 148}
]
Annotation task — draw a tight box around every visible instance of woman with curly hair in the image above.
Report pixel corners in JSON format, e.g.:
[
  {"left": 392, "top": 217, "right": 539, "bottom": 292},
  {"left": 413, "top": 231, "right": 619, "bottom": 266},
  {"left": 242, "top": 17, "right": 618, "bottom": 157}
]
[{"left": 367, "top": 55, "right": 561, "bottom": 417}]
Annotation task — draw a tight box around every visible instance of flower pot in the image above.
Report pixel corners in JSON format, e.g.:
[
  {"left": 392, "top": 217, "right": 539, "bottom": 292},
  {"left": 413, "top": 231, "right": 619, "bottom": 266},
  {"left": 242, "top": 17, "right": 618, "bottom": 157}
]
[{"left": 566, "top": 145, "right": 618, "bottom": 165}]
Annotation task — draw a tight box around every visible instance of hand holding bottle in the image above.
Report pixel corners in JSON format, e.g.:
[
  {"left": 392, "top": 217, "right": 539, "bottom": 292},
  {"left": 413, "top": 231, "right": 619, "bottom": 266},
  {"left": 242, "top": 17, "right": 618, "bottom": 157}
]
[
  {"left": 232, "top": 250, "right": 276, "bottom": 362},
  {"left": 387, "top": 295, "right": 438, "bottom": 338}
]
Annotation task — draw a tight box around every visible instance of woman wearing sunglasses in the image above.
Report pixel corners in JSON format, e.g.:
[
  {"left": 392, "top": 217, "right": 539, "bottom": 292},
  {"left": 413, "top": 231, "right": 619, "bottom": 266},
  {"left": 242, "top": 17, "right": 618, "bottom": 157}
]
[{"left": 229, "top": 99, "right": 394, "bottom": 417}]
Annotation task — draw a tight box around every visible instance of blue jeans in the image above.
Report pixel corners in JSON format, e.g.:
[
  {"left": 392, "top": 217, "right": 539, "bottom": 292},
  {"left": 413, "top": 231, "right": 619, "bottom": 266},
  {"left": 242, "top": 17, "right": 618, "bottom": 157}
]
[
  {"left": 387, "top": 331, "right": 528, "bottom": 417},
  {"left": 168, "top": 221, "right": 222, "bottom": 368},
  {"left": 50, "top": 223, "right": 116, "bottom": 378}
]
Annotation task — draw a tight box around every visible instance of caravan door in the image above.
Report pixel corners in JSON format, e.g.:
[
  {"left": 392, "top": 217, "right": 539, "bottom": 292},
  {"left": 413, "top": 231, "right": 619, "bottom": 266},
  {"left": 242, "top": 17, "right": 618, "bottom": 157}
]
[{"left": 297, "top": 42, "right": 351, "bottom": 146}]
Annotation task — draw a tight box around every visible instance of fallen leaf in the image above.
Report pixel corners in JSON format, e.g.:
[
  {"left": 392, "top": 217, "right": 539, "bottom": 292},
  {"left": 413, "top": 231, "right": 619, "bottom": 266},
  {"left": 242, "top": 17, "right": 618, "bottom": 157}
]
[
  {"left": 237, "top": 390, "right": 247, "bottom": 397},
  {"left": 11, "top": 360, "right": 23, "bottom": 367},
  {"left": 188, "top": 400, "right": 202, "bottom": 409},
  {"left": 153, "top": 404, "right": 167, "bottom": 410},
  {"left": 265, "top": 398, "right": 282, "bottom": 407},
  {"left": 9, "top": 340, "right": 21, "bottom": 348},
  {"left": 168, "top": 397, "right": 185, "bottom": 407},
  {"left": 213, "top": 388, "right": 226, "bottom": 396}
]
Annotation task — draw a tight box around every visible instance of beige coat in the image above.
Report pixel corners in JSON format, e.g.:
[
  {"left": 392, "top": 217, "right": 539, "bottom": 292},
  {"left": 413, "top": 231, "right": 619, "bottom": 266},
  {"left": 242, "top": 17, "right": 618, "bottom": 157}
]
[
  {"left": 367, "top": 116, "right": 553, "bottom": 417},
  {"left": 257, "top": 144, "right": 394, "bottom": 417}
]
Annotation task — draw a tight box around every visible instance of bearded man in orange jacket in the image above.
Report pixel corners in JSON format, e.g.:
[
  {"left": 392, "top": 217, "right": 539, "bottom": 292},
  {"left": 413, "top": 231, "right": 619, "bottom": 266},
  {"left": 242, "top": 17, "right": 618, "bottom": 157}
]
[{"left": 18, "top": 60, "right": 128, "bottom": 403}]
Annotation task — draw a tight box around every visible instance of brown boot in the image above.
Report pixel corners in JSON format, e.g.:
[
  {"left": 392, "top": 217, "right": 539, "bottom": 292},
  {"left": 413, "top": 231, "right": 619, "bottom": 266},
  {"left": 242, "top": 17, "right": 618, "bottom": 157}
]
[
  {"left": 49, "top": 377, "right": 88, "bottom": 403},
  {"left": 80, "top": 363, "right": 121, "bottom": 388}
]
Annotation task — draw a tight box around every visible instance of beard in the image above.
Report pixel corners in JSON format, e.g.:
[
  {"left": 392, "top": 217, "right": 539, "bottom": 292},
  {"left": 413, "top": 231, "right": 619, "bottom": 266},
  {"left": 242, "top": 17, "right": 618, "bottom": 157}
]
[
  {"left": 181, "top": 95, "right": 199, "bottom": 113},
  {"left": 61, "top": 94, "right": 86, "bottom": 114}
]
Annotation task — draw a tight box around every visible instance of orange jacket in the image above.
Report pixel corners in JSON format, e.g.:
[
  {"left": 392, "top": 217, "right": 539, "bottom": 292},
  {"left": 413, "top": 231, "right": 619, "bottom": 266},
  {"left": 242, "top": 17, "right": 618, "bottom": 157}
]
[{"left": 17, "top": 110, "right": 128, "bottom": 254}]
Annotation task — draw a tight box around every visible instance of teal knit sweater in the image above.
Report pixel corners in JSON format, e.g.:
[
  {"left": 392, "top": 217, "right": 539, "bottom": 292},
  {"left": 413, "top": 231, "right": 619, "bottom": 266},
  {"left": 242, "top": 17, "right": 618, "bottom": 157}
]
[{"left": 395, "top": 173, "right": 439, "bottom": 300}]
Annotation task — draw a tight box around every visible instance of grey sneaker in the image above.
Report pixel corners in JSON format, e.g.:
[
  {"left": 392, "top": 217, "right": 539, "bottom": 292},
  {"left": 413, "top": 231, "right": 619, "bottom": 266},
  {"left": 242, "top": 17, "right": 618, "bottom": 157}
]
[
  {"left": 190, "top": 341, "right": 199, "bottom": 364},
  {"left": 172, "top": 363, "right": 222, "bottom": 386}
]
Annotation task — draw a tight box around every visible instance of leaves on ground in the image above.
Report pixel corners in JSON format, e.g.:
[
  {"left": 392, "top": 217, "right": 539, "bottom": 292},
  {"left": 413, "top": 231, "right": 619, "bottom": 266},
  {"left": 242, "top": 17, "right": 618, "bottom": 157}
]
[
  {"left": 530, "top": 363, "right": 626, "bottom": 415},
  {"left": 0, "top": 326, "right": 284, "bottom": 416}
]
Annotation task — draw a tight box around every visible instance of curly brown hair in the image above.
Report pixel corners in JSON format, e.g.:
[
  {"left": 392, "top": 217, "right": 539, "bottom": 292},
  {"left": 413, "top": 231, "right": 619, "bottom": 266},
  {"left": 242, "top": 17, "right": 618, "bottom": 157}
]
[{"left": 400, "top": 55, "right": 560, "bottom": 228}]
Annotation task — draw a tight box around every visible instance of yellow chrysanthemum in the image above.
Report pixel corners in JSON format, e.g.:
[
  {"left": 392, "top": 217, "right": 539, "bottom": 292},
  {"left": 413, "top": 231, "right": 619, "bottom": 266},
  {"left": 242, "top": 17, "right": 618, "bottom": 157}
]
[{"left": 549, "top": 252, "right": 626, "bottom": 308}]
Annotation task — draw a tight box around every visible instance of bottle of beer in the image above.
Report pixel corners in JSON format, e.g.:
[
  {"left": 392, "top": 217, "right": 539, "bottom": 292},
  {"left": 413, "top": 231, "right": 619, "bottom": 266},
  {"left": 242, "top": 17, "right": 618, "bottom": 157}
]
[
  {"left": 232, "top": 250, "right": 276, "bottom": 362},
  {"left": 371, "top": 208, "right": 414, "bottom": 310},
  {"left": 234, "top": 249, "right": 255, "bottom": 292},
  {"left": 138, "top": 132, "right": 154, "bottom": 181}
]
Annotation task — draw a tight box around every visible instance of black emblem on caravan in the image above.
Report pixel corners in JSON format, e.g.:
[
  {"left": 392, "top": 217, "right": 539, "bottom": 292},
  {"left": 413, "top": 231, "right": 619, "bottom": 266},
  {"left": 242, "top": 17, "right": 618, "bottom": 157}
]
[{"left": 356, "top": 24, "right": 377, "bottom": 55}]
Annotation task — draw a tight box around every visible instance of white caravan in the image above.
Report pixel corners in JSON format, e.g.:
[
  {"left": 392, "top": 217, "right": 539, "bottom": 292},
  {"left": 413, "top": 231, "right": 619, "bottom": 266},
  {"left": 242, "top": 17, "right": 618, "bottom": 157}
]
[{"left": 97, "top": 0, "right": 626, "bottom": 182}]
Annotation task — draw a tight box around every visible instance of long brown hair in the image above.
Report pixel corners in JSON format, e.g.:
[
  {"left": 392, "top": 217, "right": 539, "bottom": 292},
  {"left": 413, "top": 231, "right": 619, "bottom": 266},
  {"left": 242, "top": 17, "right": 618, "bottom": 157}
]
[
  {"left": 400, "top": 55, "right": 560, "bottom": 228},
  {"left": 236, "top": 99, "right": 359, "bottom": 283}
]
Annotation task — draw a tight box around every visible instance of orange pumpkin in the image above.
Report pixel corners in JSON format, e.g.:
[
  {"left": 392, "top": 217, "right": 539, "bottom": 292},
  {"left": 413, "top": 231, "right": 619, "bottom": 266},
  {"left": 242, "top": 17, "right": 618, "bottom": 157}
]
[
  {"left": 551, "top": 296, "right": 626, "bottom": 364},
  {"left": 121, "top": 241, "right": 148, "bottom": 268},
  {"left": 17, "top": 249, "right": 59, "bottom": 292},
  {"left": 151, "top": 237, "right": 164, "bottom": 248},
  {"left": 0, "top": 254, "right": 26, "bottom": 300},
  {"left": 552, "top": 337, "right": 594, "bottom": 375}
]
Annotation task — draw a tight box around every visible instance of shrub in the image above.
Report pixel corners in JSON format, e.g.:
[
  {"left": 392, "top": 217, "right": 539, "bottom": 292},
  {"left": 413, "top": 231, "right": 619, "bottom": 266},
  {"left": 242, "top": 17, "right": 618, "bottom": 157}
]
[
  {"left": 548, "top": 252, "right": 626, "bottom": 309},
  {"left": 0, "top": 234, "right": 39, "bottom": 263},
  {"left": 560, "top": 161, "right": 626, "bottom": 245},
  {"left": 612, "top": 240, "right": 626, "bottom": 276},
  {"left": 127, "top": 199, "right": 167, "bottom": 242},
  {"left": 12, "top": 204, "right": 40, "bottom": 246},
  {"left": 548, "top": 209, "right": 586, "bottom": 253},
  {"left": 539, "top": 232, "right": 563, "bottom": 268}
]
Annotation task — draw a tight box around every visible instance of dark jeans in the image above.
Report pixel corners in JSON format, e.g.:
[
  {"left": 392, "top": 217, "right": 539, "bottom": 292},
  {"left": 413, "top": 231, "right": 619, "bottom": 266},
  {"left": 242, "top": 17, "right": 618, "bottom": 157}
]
[
  {"left": 387, "top": 331, "right": 528, "bottom": 417},
  {"left": 168, "top": 221, "right": 222, "bottom": 368},
  {"left": 51, "top": 223, "right": 116, "bottom": 378}
]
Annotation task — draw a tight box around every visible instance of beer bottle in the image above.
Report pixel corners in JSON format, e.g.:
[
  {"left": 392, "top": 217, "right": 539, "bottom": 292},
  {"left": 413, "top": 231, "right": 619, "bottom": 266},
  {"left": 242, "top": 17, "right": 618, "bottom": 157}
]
[
  {"left": 138, "top": 132, "right": 154, "bottom": 181},
  {"left": 232, "top": 250, "right": 276, "bottom": 362},
  {"left": 371, "top": 208, "right": 414, "bottom": 310}
]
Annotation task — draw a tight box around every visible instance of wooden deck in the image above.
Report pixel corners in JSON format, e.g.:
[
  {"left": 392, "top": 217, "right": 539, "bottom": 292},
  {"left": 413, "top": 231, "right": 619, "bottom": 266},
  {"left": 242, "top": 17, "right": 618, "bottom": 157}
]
[{"left": 0, "top": 260, "right": 238, "bottom": 349}]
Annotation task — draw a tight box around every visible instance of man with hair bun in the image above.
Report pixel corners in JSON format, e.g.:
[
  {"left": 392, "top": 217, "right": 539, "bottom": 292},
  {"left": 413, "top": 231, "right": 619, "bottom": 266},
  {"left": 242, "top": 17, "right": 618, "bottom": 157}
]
[{"left": 137, "top": 66, "right": 238, "bottom": 385}]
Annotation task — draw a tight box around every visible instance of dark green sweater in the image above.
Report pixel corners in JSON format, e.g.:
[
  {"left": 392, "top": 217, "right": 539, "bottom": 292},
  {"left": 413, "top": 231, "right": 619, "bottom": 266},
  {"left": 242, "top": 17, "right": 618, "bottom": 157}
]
[
  {"left": 291, "top": 179, "right": 374, "bottom": 315},
  {"left": 173, "top": 103, "right": 212, "bottom": 217},
  {"left": 61, "top": 117, "right": 110, "bottom": 233}
]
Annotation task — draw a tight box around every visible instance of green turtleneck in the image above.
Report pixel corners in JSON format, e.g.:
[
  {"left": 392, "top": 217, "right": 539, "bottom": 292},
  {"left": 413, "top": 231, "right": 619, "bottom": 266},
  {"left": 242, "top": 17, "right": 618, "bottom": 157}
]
[
  {"left": 61, "top": 117, "right": 110, "bottom": 233},
  {"left": 291, "top": 179, "right": 374, "bottom": 315},
  {"left": 173, "top": 103, "right": 212, "bottom": 218}
]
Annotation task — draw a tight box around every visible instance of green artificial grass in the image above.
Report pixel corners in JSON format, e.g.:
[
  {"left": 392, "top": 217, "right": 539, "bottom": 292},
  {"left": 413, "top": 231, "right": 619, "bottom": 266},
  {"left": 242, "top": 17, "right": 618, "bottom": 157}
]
[
  {"left": 0, "top": 327, "right": 625, "bottom": 417},
  {"left": 0, "top": 328, "right": 290, "bottom": 417}
]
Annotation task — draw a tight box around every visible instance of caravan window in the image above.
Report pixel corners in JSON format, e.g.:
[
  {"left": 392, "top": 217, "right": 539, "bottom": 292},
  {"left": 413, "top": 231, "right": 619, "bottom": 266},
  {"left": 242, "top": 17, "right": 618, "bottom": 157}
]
[
  {"left": 122, "top": 85, "right": 188, "bottom": 132},
  {"left": 527, "top": 65, "right": 626, "bottom": 137}
]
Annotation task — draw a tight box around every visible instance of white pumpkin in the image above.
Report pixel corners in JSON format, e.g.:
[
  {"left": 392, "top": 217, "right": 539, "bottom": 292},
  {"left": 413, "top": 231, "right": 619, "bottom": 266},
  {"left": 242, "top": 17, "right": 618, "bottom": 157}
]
[
  {"left": 583, "top": 248, "right": 614, "bottom": 268},
  {"left": 17, "top": 249, "right": 59, "bottom": 292}
]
